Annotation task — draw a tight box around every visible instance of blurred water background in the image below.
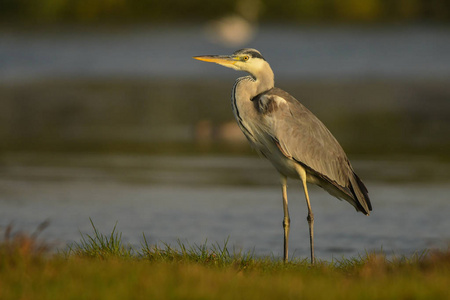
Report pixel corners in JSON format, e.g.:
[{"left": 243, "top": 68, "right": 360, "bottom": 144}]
[{"left": 0, "top": 0, "right": 449, "bottom": 260}]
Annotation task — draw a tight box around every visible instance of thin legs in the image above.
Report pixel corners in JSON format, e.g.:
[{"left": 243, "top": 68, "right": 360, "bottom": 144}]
[
  {"left": 281, "top": 176, "right": 290, "bottom": 263},
  {"left": 281, "top": 167, "right": 315, "bottom": 264},
  {"left": 296, "top": 166, "right": 315, "bottom": 265}
]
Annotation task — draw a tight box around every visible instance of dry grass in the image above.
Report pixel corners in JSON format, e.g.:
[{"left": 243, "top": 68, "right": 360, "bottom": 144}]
[{"left": 1, "top": 222, "right": 449, "bottom": 300}]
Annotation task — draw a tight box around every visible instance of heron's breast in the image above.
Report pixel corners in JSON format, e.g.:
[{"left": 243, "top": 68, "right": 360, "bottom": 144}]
[{"left": 262, "top": 147, "right": 299, "bottom": 178}]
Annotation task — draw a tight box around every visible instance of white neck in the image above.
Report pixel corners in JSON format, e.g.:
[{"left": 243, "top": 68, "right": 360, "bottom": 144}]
[{"left": 238, "top": 61, "right": 275, "bottom": 99}]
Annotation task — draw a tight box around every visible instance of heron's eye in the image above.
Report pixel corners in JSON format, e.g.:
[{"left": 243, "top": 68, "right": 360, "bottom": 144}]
[{"left": 243, "top": 55, "right": 249, "bottom": 61}]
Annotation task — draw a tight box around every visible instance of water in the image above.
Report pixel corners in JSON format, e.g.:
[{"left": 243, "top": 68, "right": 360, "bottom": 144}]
[{"left": 1, "top": 153, "right": 449, "bottom": 260}]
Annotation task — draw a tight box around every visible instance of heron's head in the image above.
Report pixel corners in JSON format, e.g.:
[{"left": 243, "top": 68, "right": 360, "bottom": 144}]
[{"left": 193, "top": 48, "right": 270, "bottom": 77}]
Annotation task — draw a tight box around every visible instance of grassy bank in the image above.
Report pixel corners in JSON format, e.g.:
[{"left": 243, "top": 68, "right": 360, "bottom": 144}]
[{"left": 1, "top": 222, "right": 449, "bottom": 299}]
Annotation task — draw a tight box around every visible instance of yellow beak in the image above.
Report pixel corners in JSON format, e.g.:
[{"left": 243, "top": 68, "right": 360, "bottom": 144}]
[{"left": 193, "top": 55, "right": 237, "bottom": 66}]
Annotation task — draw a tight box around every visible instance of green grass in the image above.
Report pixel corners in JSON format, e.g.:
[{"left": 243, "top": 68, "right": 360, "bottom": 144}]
[{"left": 1, "top": 221, "right": 449, "bottom": 300}]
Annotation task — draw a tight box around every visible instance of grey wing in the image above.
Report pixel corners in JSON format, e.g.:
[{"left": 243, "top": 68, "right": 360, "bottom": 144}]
[
  {"left": 255, "top": 87, "right": 371, "bottom": 214},
  {"left": 257, "top": 88, "right": 352, "bottom": 187}
]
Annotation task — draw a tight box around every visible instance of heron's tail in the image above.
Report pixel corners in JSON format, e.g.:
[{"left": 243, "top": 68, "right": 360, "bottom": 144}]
[{"left": 349, "top": 172, "right": 372, "bottom": 215}]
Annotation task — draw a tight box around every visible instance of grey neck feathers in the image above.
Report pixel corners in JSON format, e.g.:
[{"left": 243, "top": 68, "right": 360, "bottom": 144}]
[{"left": 236, "top": 63, "right": 275, "bottom": 100}]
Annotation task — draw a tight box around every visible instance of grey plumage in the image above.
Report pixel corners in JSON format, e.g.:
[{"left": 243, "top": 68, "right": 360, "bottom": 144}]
[
  {"left": 194, "top": 48, "right": 371, "bottom": 264},
  {"left": 254, "top": 87, "right": 372, "bottom": 215}
]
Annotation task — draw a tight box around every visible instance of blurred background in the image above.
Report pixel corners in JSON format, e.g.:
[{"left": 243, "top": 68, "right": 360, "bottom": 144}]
[{"left": 0, "top": 0, "right": 449, "bottom": 260}]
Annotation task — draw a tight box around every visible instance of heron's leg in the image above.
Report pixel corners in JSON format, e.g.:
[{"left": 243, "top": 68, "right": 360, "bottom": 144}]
[
  {"left": 296, "top": 166, "right": 315, "bottom": 265},
  {"left": 281, "top": 175, "right": 290, "bottom": 263}
]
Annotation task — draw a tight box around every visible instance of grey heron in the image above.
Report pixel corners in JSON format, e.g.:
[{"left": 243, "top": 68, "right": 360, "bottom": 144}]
[{"left": 193, "top": 48, "right": 372, "bottom": 264}]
